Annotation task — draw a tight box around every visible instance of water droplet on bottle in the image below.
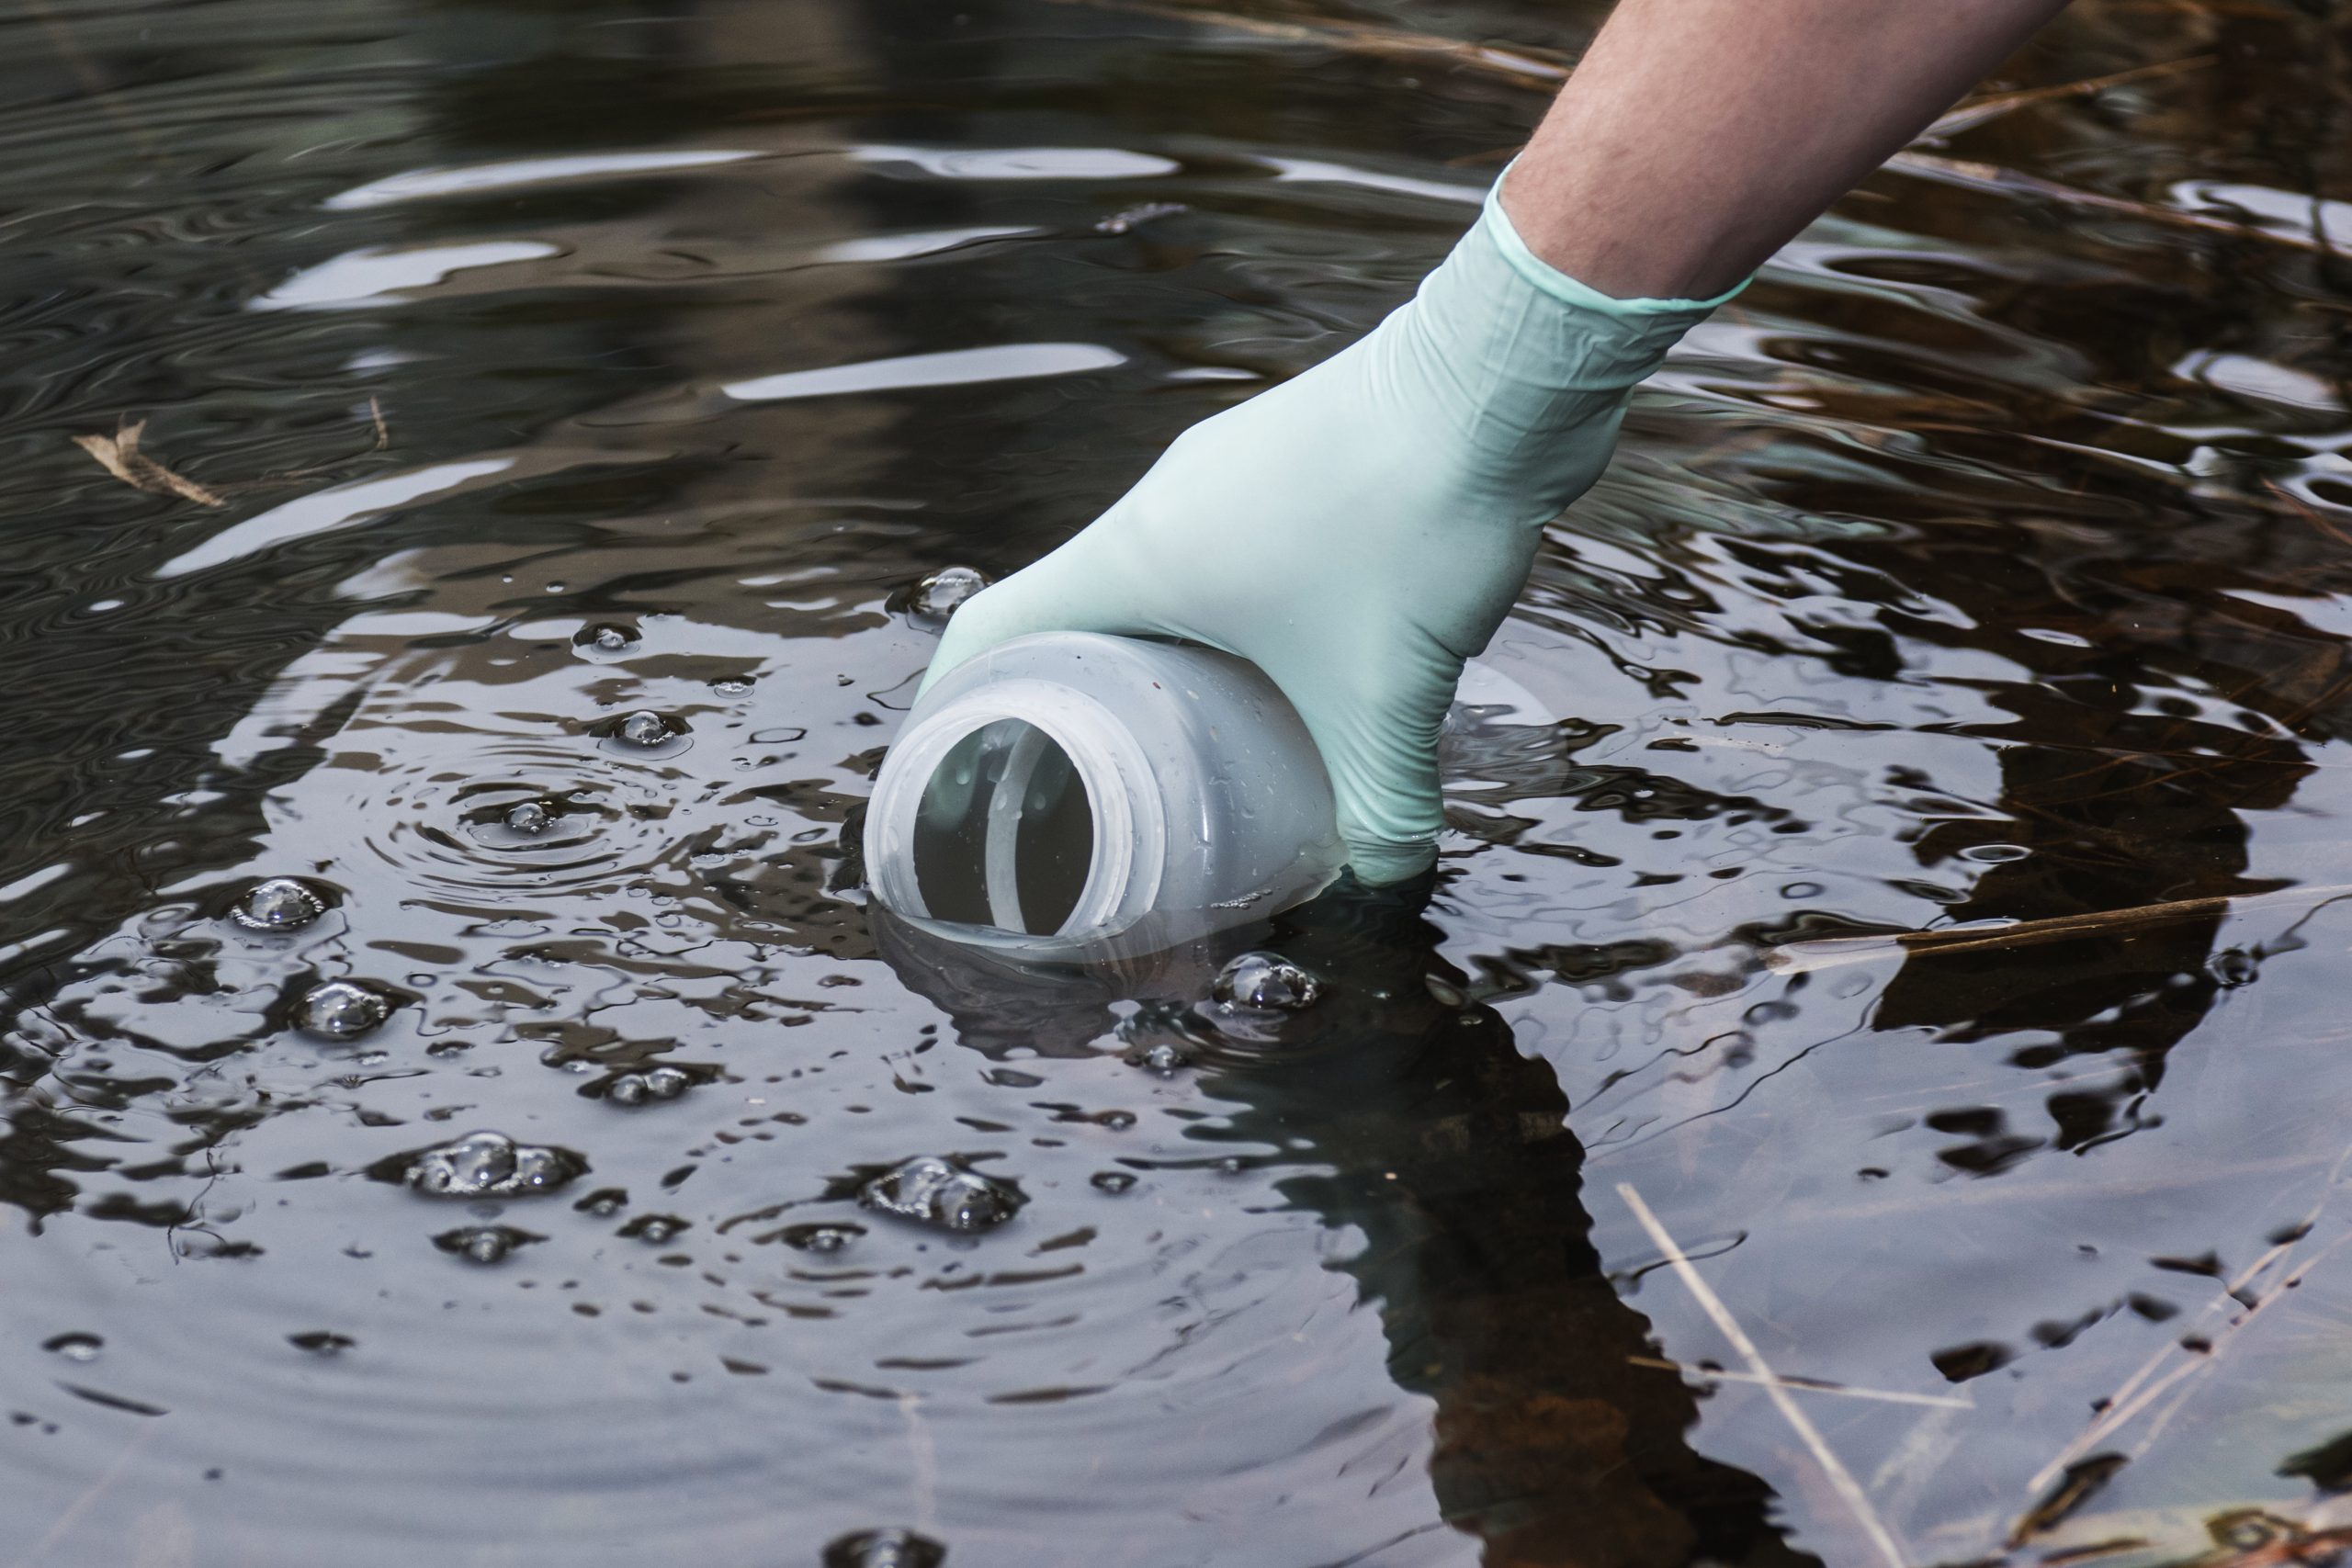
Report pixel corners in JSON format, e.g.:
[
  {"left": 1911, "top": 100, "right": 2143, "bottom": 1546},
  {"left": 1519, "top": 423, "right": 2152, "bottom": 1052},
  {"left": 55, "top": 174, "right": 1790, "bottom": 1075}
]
[
  {"left": 618, "top": 711, "right": 671, "bottom": 747},
  {"left": 42, "top": 1332, "right": 101, "bottom": 1362},
  {"left": 401, "top": 1131, "right": 585, "bottom": 1199},
  {"left": 781, "top": 1222, "right": 865, "bottom": 1253},
  {"left": 907, "top": 565, "right": 988, "bottom": 625},
  {"left": 504, "top": 800, "right": 551, "bottom": 835},
  {"left": 434, "top": 1224, "right": 539, "bottom": 1265},
  {"left": 572, "top": 623, "right": 639, "bottom": 661},
  {"left": 233, "top": 877, "right": 324, "bottom": 931},
  {"left": 823, "top": 1529, "right": 947, "bottom": 1568},
  {"left": 299, "top": 979, "right": 390, "bottom": 1039},
  {"left": 1213, "top": 952, "right": 1322, "bottom": 1011},
  {"left": 859, "top": 1156, "right": 1022, "bottom": 1234},
  {"left": 1090, "top": 1171, "right": 1136, "bottom": 1195}
]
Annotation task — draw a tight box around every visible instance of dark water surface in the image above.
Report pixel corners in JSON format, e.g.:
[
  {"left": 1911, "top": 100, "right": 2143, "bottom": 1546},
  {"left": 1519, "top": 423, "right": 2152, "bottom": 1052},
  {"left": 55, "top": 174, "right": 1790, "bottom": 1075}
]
[{"left": 6, "top": 0, "right": 2352, "bottom": 1563}]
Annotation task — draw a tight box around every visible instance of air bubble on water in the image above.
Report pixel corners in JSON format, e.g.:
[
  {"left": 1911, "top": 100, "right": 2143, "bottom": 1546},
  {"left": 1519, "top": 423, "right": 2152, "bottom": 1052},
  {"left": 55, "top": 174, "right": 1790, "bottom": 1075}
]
[
  {"left": 860, "top": 1156, "right": 1023, "bottom": 1234},
  {"left": 41, "top": 1333, "right": 101, "bottom": 1362},
  {"left": 573, "top": 623, "right": 639, "bottom": 661},
  {"left": 620, "top": 1213, "right": 687, "bottom": 1243},
  {"left": 573, "top": 1188, "right": 628, "bottom": 1216},
  {"left": 504, "top": 800, "right": 551, "bottom": 835},
  {"left": 434, "top": 1225, "right": 539, "bottom": 1265},
  {"left": 1135, "top": 1042, "right": 1188, "bottom": 1075},
  {"left": 233, "top": 877, "right": 324, "bottom": 931},
  {"left": 711, "top": 677, "right": 754, "bottom": 697},
  {"left": 1213, "top": 952, "right": 1322, "bottom": 1011},
  {"left": 2208, "top": 948, "right": 2259, "bottom": 987},
  {"left": 1090, "top": 1171, "right": 1136, "bottom": 1195},
  {"left": 904, "top": 565, "right": 989, "bottom": 626},
  {"left": 781, "top": 1222, "right": 865, "bottom": 1253},
  {"left": 822, "top": 1529, "right": 947, "bottom": 1568},
  {"left": 401, "top": 1131, "right": 585, "bottom": 1199},
  {"left": 299, "top": 979, "right": 390, "bottom": 1039},
  {"left": 619, "top": 711, "right": 671, "bottom": 747}
]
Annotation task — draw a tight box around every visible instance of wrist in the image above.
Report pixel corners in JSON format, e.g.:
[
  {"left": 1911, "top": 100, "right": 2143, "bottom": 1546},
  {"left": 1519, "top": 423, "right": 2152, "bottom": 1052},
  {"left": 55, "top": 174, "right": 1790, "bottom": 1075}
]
[{"left": 1484, "top": 165, "right": 1747, "bottom": 318}]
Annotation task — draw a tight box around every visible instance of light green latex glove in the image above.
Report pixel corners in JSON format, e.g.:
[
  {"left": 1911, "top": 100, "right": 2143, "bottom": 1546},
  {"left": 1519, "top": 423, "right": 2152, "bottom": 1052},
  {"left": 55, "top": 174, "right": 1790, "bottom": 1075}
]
[{"left": 925, "top": 179, "right": 1739, "bottom": 882}]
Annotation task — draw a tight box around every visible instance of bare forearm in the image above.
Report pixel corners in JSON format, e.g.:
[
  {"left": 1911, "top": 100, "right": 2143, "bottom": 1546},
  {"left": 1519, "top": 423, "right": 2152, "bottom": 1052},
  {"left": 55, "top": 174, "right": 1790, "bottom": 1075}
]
[{"left": 1503, "top": 0, "right": 2069, "bottom": 300}]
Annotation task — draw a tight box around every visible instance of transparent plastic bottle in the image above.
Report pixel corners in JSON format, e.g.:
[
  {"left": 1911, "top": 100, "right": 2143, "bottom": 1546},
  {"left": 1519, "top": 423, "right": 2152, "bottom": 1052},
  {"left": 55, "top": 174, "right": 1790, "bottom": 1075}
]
[{"left": 865, "top": 632, "right": 1344, "bottom": 961}]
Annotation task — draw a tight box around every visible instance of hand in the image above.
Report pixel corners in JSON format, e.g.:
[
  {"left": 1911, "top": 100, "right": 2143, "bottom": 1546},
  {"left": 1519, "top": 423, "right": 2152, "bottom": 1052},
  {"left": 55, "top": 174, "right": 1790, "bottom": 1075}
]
[{"left": 923, "top": 185, "right": 1727, "bottom": 882}]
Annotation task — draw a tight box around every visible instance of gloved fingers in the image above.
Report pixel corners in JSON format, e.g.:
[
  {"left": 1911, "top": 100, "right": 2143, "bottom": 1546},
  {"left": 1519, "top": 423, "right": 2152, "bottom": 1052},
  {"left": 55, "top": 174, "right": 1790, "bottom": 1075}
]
[
  {"left": 921, "top": 525, "right": 1167, "bottom": 695},
  {"left": 1268, "top": 647, "right": 1461, "bottom": 886}
]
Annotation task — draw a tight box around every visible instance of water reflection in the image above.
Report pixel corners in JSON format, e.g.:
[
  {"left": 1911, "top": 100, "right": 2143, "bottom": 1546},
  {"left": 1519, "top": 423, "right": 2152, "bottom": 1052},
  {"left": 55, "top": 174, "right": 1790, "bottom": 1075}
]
[
  {"left": 879, "top": 881, "right": 1815, "bottom": 1564},
  {"left": 7, "top": 0, "right": 2352, "bottom": 1559}
]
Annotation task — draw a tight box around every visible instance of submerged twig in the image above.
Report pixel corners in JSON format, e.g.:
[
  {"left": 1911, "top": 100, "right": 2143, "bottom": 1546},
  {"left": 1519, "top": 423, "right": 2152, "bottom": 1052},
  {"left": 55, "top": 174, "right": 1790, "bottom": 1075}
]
[
  {"left": 1619, "top": 1182, "right": 1910, "bottom": 1568},
  {"left": 1042, "top": 0, "right": 1571, "bottom": 84},
  {"left": 1765, "top": 883, "right": 2352, "bottom": 976},
  {"left": 72, "top": 419, "right": 224, "bottom": 508},
  {"left": 1885, "top": 152, "right": 2334, "bottom": 256},
  {"left": 1627, "top": 1354, "right": 1973, "bottom": 1410},
  {"left": 1923, "top": 56, "right": 2217, "bottom": 137}
]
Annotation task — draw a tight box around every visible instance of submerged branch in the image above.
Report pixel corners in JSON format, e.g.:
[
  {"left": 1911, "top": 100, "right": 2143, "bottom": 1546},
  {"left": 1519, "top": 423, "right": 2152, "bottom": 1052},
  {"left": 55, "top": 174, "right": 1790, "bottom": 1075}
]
[{"left": 1765, "top": 883, "right": 2352, "bottom": 976}]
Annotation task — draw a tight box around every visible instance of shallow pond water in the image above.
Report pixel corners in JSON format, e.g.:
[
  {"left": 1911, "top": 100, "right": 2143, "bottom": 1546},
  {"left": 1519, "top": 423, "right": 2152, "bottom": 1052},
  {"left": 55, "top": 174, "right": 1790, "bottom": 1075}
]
[{"left": 6, "top": 1, "right": 2352, "bottom": 1564}]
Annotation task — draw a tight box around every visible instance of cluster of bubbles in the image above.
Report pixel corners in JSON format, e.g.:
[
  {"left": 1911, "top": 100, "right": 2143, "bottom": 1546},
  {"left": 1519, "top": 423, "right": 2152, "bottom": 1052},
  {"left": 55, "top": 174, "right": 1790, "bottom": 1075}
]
[
  {"left": 605, "top": 1066, "right": 693, "bottom": 1106},
  {"left": 859, "top": 1156, "right": 1023, "bottom": 1234},
  {"left": 400, "top": 1132, "right": 585, "bottom": 1199}
]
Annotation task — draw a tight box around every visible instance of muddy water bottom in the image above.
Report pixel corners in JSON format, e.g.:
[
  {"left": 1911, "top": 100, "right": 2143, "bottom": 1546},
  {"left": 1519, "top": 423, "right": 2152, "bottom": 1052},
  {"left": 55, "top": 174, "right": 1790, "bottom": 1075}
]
[{"left": 6, "top": 0, "right": 2352, "bottom": 1563}]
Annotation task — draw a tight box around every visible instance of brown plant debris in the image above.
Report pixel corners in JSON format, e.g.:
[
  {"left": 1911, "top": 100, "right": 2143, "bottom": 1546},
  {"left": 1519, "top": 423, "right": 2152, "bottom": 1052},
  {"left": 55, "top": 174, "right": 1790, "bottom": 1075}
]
[
  {"left": 72, "top": 420, "right": 224, "bottom": 508},
  {"left": 1766, "top": 883, "right": 2352, "bottom": 975}
]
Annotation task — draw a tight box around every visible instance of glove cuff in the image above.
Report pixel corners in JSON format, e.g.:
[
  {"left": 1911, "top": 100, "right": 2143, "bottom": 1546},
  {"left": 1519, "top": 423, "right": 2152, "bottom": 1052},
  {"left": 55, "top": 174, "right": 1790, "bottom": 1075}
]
[{"left": 1478, "top": 170, "right": 1750, "bottom": 319}]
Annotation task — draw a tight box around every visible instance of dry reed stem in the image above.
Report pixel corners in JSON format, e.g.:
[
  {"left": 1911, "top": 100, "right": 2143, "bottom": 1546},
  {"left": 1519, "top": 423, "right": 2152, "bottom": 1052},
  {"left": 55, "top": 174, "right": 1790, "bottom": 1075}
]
[
  {"left": 1765, "top": 882, "right": 2352, "bottom": 976},
  {"left": 1627, "top": 1354, "right": 1974, "bottom": 1409},
  {"left": 1619, "top": 1182, "right": 1911, "bottom": 1568},
  {"left": 13, "top": 1422, "right": 160, "bottom": 1568},
  {"left": 2015, "top": 1148, "right": 2352, "bottom": 1539},
  {"left": 72, "top": 421, "right": 224, "bottom": 508}
]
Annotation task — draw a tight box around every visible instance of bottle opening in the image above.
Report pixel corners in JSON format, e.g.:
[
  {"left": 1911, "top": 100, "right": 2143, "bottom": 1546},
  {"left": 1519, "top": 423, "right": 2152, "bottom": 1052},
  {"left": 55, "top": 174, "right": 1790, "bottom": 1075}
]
[{"left": 910, "top": 718, "right": 1096, "bottom": 937}]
